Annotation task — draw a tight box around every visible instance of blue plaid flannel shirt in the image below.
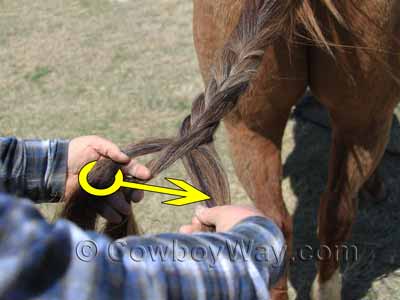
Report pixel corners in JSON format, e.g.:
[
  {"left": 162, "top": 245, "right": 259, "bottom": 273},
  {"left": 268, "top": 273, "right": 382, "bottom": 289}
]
[
  {"left": 0, "top": 137, "right": 69, "bottom": 201},
  {"left": 0, "top": 137, "right": 286, "bottom": 300}
]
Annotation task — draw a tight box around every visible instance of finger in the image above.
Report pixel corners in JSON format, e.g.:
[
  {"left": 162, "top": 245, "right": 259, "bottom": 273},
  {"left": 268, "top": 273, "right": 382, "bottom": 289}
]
[
  {"left": 237, "top": 204, "right": 259, "bottom": 212},
  {"left": 122, "top": 184, "right": 145, "bottom": 203},
  {"left": 192, "top": 216, "right": 201, "bottom": 226},
  {"left": 130, "top": 189, "right": 145, "bottom": 203},
  {"left": 179, "top": 225, "right": 195, "bottom": 234},
  {"left": 97, "top": 205, "right": 123, "bottom": 224},
  {"left": 121, "top": 159, "right": 151, "bottom": 180},
  {"left": 122, "top": 187, "right": 134, "bottom": 201},
  {"left": 189, "top": 217, "right": 203, "bottom": 232},
  {"left": 107, "top": 192, "right": 132, "bottom": 216},
  {"left": 194, "top": 205, "right": 223, "bottom": 227},
  {"left": 91, "top": 137, "right": 130, "bottom": 164}
]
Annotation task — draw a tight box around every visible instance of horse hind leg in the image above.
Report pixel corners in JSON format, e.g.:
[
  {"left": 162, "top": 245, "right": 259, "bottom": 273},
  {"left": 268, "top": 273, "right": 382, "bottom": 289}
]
[
  {"left": 359, "top": 167, "right": 387, "bottom": 204},
  {"left": 307, "top": 0, "right": 400, "bottom": 295},
  {"left": 224, "top": 107, "right": 295, "bottom": 300},
  {"left": 193, "top": 1, "right": 308, "bottom": 298},
  {"left": 222, "top": 42, "right": 307, "bottom": 299},
  {"left": 310, "top": 111, "right": 392, "bottom": 300}
]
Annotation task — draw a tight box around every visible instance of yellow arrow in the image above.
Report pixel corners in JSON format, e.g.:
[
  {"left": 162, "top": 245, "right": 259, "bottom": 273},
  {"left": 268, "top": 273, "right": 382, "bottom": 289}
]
[{"left": 78, "top": 161, "right": 211, "bottom": 206}]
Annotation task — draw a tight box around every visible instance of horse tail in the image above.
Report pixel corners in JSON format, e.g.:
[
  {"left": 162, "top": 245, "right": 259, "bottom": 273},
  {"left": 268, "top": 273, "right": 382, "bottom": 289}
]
[{"left": 59, "top": 0, "right": 398, "bottom": 239}]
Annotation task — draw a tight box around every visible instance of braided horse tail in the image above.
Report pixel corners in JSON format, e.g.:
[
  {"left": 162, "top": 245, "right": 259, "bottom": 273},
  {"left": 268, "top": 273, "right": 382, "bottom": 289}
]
[
  {"left": 62, "top": 0, "right": 388, "bottom": 239},
  {"left": 59, "top": 0, "right": 297, "bottom": 238}
]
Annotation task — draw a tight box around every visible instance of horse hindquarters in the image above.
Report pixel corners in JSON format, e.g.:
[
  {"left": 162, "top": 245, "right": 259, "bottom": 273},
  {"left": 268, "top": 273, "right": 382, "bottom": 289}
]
[
  {"left": 193, "top": 1, "right": 308, "bottom": 299},
  {"left": 309, "top": 1, "right": 400, "bottom": 298}
]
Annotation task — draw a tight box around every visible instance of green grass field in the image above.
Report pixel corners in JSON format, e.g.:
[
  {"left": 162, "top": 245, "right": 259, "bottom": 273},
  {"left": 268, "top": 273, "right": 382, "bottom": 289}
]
[{"left": 1, "top": 1, "right": 400, "bottom": 299}]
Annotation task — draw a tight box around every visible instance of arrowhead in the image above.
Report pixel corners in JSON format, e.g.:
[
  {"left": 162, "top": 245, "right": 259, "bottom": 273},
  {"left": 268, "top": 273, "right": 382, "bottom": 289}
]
[{"left": 162, "top": 178, "right": 211, "bottom": 206}]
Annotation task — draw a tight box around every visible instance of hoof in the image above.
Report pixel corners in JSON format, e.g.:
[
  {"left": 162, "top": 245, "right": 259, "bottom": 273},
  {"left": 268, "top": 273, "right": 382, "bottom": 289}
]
[{"left": 310, "top": 269, "right": 342, "bottom": 300}]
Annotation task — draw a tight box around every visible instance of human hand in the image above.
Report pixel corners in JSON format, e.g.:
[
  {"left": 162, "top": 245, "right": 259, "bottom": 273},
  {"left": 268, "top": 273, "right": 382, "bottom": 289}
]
[
  {"left": 179, "top": 204, "right": 265, "bottom": 233},
  {"left": 64, "top": 135, "right": 151, "bottom": 223}
]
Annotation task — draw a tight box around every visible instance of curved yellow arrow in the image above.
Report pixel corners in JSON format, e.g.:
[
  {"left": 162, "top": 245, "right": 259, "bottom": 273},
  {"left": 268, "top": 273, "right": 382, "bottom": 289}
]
[{"left": 78, "top": 161, "right": 211, "bottom": 206}]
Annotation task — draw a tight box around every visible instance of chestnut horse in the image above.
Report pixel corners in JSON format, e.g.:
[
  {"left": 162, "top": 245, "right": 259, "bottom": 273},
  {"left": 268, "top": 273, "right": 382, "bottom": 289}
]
[
  {"left": 193, "top": 0, "right": 400, "bottom": 299},
  {"left": 62, "top": 0, "right": 399, "bottom": 298}
]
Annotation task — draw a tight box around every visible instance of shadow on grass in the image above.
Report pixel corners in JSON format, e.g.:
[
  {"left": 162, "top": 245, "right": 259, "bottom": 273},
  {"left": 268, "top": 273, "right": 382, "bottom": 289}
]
[{"left": 284, "top": 95, "right": 400, "bottom": 300}]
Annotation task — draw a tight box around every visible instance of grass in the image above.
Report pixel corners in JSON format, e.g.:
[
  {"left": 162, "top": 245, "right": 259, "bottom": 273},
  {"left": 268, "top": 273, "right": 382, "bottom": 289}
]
[
  {"left": 1, "top": 0, "right": 400, "bottom": 299},
  {"left": 24, "top": 66, "right": 52, "bottom": 82}
]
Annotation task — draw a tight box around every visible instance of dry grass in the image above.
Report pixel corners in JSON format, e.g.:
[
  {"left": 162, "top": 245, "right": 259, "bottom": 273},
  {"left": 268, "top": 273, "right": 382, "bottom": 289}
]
[
  {"left": 0, "top": 0, "right": 250, "bottom": 234},
  {"left": 1, "top": 0, "right": 400, "bottom": 299}
]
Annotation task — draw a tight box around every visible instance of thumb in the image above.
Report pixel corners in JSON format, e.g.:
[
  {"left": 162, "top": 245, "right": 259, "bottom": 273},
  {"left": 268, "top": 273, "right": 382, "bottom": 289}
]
[
  {"left": 194, "top": 205, "right": 222, "bottom": 227},
  {"left": 92, "top": 137, "right": 130, "bottom": 164}
]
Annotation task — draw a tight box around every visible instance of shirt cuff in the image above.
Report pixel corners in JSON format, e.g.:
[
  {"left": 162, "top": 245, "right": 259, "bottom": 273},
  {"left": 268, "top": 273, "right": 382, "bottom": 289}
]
[
  {"left": 231, "top": 215, "right": 287, "bottom": 285},
  {"left": 46, "top": 140, "right": 69, "bottom": 201}
]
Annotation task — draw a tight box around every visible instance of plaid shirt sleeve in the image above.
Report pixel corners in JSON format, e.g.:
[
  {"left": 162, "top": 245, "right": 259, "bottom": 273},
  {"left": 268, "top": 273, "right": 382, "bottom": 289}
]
[
  {"left": 0, "top": 193, "right": 286, "bottom": 300},
  {"left": 0, "top": 137, "right": 69, "bottom": 203}
]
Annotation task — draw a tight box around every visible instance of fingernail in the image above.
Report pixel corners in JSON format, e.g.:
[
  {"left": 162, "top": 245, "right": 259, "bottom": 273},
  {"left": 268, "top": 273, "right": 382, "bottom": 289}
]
[
  {"left": 121, "top": 152, "right": 130, "bottom": 162},
  {"left": 142, "top": 166, "right": 151, "bottom": 179},
  {"left": 135, "top": 165, "right": 151, "bottom": 180}
]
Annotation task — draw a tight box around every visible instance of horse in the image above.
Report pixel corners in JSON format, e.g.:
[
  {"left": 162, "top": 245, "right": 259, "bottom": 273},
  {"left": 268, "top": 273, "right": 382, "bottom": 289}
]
[
  {"left": 193, "top": 0, "right": 400, "bottom": 299},
  {"left": 60, "top": 0, "right": 399, "bottom": 299}
]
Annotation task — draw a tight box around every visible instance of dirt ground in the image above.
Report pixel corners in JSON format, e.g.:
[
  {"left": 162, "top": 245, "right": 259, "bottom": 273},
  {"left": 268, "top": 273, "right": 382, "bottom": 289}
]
[{"left": 1, "top": 1, "right": 400, "bottom": 299}]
